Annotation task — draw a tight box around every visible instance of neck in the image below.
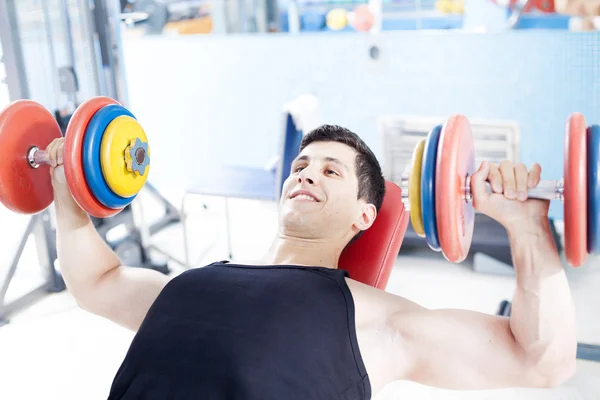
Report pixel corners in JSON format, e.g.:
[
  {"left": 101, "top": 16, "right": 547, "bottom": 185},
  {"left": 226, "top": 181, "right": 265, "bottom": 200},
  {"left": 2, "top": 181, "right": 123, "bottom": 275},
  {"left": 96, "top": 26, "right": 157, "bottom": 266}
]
[{"left": 258, "top": 232, "right": 346, "bottom": 269}]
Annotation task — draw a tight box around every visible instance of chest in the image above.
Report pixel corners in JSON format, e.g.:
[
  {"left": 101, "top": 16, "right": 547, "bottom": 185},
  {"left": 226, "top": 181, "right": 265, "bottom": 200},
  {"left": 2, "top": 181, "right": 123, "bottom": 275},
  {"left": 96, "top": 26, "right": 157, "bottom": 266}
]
[{"left": 117, "top": 265, "right": 372, "bottom": 398}]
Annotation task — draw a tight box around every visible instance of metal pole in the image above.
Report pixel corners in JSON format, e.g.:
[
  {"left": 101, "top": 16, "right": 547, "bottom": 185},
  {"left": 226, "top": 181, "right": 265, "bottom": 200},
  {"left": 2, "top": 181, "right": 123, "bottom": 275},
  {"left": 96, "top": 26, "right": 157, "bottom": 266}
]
[
  {"left": 0, "top": 0, "right": 30, "bottom": 100},
  {"left": 61, "top": 0, "right": 79, "bottom": 106},
  {"left": 79, "top": 0, "right": 104, "bottom": 97},
  {"left": 89, "top": 0, "right": 129, "bottom": 105},
  {"left": 40, "top": 0, "right": 62, "bottom": 106}
]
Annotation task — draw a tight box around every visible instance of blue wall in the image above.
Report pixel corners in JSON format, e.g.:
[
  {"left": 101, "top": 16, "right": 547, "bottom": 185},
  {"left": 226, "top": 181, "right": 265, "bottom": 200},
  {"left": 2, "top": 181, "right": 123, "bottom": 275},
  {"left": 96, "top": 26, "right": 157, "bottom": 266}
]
[{"left": 122, "top": 31, "right": 600, "bottom": 221}]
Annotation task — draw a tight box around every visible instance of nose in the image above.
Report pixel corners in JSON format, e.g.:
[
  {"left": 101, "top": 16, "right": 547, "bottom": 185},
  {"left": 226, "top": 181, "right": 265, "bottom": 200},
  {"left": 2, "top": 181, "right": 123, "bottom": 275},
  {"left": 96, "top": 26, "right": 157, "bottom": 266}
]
[{"left": 297, "top": 167, "right": 315, "bottom": 185}]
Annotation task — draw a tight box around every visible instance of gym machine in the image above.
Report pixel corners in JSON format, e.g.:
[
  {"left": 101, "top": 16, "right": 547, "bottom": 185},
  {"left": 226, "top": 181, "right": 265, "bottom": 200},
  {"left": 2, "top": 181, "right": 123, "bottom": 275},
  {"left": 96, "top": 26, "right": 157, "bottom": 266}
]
[
  {"left": 0, "top": 211, "right": 64, "bottom": 327},
  {"left": 0, "top": 0, "right": 185, "bottom": 325}
]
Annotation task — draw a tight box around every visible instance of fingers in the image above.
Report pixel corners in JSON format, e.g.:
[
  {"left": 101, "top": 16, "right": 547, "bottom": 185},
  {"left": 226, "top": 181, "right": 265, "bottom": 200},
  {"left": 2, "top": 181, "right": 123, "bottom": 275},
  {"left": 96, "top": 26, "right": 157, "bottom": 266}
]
[
  {"left": 46, "top": 138, "right": 65, "bottom": 167},
  {"left": 46, "top": 139, "right": 58, "bottom": 167},
  {"left": 47, "top": 138, "right": 67, "bottom": 186},
  {"left": 499, "top": 160, "right": 516, "bottom": 200},
  {"left": 470, "top": 161, "right": 492, "bottom": 209},
  {"left": 487, "top": 163, "right": 503, "bottom": 193},
  {"left": 528, "top": 163, "right": 542, "bottom": 188},
  {"left": 56, "top": 140, "right": 64, "bottom": 166},
  {"left": 481, "top": 161, "right": 542, "bottom": 202},
  {"left": 515, "top": 163, "right": 528, "bottom": 201}
]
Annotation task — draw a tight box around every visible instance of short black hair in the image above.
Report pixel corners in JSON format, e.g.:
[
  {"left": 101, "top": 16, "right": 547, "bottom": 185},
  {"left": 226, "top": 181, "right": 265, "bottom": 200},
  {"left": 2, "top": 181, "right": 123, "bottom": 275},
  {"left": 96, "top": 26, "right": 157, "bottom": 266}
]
[{"left": 299, "top": 124, "right": 386, "bottom": 243}]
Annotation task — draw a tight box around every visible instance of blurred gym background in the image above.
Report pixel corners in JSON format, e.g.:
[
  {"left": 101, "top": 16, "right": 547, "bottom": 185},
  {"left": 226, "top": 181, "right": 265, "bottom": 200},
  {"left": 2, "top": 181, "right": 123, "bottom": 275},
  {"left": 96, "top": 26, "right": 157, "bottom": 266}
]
[{"left": 0, "top": 1, "right": 599, "bottom": 399}]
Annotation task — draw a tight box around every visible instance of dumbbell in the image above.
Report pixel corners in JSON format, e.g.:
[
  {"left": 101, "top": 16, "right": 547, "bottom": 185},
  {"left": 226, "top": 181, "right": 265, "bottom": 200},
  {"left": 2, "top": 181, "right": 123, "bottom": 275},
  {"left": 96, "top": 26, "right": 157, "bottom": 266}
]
[
  {"left": 0, "top": 97, "right": 151, "bottom": 218},
  {"left": 400, "top": 114, "right": 600, "bottom": 267}
]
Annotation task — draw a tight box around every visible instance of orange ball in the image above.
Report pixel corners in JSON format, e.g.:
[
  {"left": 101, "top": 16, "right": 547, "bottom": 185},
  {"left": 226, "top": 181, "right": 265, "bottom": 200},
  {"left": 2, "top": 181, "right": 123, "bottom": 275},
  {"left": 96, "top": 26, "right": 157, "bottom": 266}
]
[{"left": 353, "top": 5, "right": 374, "bottom": 32}]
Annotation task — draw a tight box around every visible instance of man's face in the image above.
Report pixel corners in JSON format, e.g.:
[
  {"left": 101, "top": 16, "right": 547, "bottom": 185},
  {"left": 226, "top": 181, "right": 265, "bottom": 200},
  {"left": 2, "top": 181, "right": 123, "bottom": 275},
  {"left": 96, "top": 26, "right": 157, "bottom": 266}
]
[{"left": 278, "top": 141, "right": 376, "bottom": 243}]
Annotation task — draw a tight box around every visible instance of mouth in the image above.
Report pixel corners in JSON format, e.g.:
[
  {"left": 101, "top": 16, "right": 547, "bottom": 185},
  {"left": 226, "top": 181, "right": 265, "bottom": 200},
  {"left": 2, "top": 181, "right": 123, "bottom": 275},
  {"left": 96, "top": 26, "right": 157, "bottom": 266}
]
[{"left": 289, "top": 191, "right": 320, "bottom": 202}]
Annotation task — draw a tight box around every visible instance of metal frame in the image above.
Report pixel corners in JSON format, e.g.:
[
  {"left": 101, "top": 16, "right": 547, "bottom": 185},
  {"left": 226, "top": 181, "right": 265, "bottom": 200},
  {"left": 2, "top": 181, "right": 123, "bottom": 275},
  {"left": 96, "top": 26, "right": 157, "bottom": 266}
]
[
  {"left": 134, "top": 182, "right": 186, "bottom": 268},
  {"left": 0, "top": 212, "right": 65, "bottom": 326},
  {"left": 89, "top": 182, "right": 183, "bottom": 273},
  {"left": 0, "top": 0, "right": 180, "bottom": 327},
  {"left": 86, "top": 0, "right": 129, "bottom": 105},
  {"left": 181, "top": 193, "right": 229, "bottom": 268},
  {"left": 0, "top": 0, "right": 30, "bottom": 101}
]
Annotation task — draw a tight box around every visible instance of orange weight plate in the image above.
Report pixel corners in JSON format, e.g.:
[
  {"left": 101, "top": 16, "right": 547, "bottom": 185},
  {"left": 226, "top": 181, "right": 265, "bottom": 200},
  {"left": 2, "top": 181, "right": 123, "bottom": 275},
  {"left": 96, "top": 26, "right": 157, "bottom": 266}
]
[
  {"left": 64, "top": 97, "right": 124, "bottom": 218},
  {"left": 0, "top": 101, "right": 62, "bottom": 213},
  {"left": 435, "top": 115, "right": 476, "bottom": 263},
  {"left": 564, "top": 113, "right": 587, "bottom": 267}
]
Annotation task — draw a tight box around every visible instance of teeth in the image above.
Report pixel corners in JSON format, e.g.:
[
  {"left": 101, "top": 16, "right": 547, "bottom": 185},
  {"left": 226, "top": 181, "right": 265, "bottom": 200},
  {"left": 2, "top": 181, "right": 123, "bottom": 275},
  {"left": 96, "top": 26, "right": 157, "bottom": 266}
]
[{"left": 293, "top": 194, "right": 316, "bottom": 201}]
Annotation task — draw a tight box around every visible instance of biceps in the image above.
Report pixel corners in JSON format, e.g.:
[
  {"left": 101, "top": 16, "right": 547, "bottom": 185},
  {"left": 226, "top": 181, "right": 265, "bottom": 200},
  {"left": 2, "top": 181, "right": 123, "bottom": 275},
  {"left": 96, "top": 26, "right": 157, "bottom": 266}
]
[
  {"left": 396, "top": 309, "right": 539, "bottom": 390},
  {"left": 81, "top": 266, "right": 170, "bottom": 332}
]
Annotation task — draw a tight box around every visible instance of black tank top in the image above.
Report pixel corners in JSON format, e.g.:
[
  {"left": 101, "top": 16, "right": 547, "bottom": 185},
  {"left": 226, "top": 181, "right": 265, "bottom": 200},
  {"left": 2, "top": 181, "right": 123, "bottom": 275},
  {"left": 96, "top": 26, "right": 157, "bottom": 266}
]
[{"left": 107, "top": 261, "right": 372, "bottom": 399}]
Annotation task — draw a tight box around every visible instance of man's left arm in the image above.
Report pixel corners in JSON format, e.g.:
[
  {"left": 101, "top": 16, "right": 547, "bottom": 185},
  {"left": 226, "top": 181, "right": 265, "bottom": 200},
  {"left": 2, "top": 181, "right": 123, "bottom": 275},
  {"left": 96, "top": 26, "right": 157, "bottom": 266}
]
[
  {"left": 387, "top": 162, "right": 577, "bottom": 390},
  {"left": 506, "top": 218, "right": 577, "bottom": 383}
]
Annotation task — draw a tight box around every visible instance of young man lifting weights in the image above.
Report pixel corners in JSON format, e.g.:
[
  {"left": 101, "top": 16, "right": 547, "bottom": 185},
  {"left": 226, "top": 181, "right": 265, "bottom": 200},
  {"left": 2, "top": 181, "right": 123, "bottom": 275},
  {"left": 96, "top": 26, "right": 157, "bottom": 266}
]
[{"left": 45, "top": 124, "right": 576, "bottom": 399}]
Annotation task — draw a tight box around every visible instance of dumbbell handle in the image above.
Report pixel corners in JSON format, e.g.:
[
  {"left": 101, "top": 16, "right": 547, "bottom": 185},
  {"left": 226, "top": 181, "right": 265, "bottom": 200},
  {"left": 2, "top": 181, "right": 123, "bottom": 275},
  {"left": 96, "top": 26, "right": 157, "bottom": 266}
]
[
  {"left": 465, "top": 177, "right": 564, "bottom": 202},
  {"left": 401, "top": 176, "right": 563, "bottom": 210},
  {"left": 27, "top": 146, "right": 51, "bottom": 169}
]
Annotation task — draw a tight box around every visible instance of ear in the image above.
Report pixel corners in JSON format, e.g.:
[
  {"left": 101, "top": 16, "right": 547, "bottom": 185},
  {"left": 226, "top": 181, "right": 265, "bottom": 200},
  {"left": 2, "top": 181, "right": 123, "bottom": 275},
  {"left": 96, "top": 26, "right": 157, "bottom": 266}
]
[{"left": 354, "top": 203, "right": 377, "bottom": 232}]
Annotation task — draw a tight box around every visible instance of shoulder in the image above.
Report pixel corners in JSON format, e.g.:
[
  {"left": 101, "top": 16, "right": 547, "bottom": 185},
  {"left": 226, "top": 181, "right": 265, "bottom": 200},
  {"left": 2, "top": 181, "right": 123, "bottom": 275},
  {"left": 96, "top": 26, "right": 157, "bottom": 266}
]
[
  {"left": 345, "top": 277, "right": 425, "bottom": 316},
  {"left": 344, "top": 277, "right": 416, "bottom": 330},
  {"left": 344, "top": 277, "right": 431, "bottom": 352},
  {"left": 344, "top": 277, "right": 423, "bottom": 390}
]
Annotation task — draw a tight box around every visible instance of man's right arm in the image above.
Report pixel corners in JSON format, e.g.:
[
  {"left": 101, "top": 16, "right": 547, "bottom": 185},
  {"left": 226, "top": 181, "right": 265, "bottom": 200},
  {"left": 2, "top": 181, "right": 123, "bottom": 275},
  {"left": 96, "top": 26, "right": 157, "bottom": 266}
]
[{"left": 50, "top": 138, "right": 170, "bottom": 332}]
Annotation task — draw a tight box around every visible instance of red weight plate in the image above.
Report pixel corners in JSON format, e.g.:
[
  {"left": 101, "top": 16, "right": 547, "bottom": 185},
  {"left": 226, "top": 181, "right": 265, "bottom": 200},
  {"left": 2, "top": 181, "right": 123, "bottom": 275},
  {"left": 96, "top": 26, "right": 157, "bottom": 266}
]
[
  {"left": 64, "top": 97, "right": 124, "bottom": 218},
  {"left": 435, "top": 115, "right": 476, "bottom": 263},
  {"left": 564, "top": 113, "right": 587, "bottom": 267},
  {"left": 534, "top": 0, "right": 554, "bottom": 12},
  {"left": 0, "top": 101, "right": 62, "bottom": 214}
]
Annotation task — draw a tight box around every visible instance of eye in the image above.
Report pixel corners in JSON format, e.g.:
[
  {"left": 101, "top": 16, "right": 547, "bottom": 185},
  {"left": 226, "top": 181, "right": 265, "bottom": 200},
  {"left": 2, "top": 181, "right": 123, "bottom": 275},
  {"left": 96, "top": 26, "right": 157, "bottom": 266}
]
[
  {"left": 325, "top": 169, "right": 338, "bottom": 176},
  {"left": 294, "top": 166, "right": 305, "bottom": 173}
]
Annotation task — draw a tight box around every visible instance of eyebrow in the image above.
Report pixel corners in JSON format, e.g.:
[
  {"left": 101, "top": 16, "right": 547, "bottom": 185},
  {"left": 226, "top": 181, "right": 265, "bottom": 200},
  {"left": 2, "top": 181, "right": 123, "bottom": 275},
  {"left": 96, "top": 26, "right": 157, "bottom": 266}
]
[{"left": 293, "top": 155, "right": 349, "bottom": 171}]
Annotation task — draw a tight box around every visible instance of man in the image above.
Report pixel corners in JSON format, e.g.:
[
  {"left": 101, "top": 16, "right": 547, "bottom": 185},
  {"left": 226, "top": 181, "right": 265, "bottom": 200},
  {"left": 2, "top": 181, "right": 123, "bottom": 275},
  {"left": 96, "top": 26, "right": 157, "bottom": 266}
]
[{"left": 46, "top": 124, "right": 576, "bottom": 399}]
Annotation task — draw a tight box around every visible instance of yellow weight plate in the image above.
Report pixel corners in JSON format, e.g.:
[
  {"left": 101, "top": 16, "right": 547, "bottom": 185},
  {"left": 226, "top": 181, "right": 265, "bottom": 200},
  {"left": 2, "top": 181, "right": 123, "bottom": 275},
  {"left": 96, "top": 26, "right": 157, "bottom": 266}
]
[
  {"left": 100, "top": 116, "right": 150, "bottom": 198},
  {"left": 326, "top": 8, "right": 347, "bottom": 31},
  {"left": 410, "top": 139, "right": 426, "bottom": 237}
]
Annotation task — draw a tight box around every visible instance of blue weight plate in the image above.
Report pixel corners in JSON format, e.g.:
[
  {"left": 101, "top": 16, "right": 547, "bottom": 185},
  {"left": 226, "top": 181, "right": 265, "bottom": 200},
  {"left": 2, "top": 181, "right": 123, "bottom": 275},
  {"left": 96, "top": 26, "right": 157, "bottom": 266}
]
[
  {"left": 83, "top": 104, "right": 137, "bottom": 209},
  {"left": 301, "top": 11, "right": 326, "bottom": 31},
  {"left": 421, "top": 124, "right": 442, "bottom": 251},
  {"left": 588, "top": 125, "right": 600, "bottom": 254}
]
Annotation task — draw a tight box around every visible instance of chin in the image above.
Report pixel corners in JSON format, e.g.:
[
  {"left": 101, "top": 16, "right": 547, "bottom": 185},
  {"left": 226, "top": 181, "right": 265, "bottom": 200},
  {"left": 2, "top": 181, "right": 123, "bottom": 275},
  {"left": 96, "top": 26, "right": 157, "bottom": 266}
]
[{"left": 279, "top": 209, "right": 319, "bottom": 234}]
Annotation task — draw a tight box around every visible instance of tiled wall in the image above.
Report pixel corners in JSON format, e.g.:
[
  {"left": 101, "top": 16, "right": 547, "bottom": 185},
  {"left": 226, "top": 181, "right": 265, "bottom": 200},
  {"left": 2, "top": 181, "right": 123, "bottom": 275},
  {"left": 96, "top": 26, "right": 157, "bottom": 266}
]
[{"left": 122, "top": 31, "right": 600, "bottom": 220}]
